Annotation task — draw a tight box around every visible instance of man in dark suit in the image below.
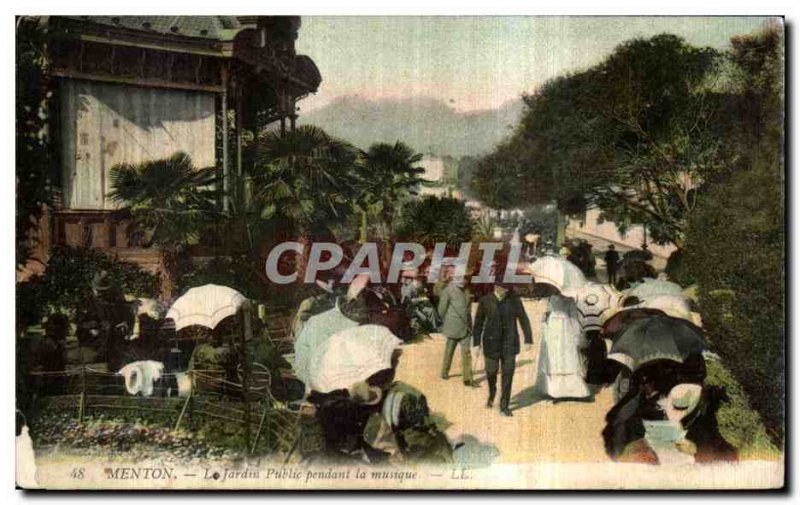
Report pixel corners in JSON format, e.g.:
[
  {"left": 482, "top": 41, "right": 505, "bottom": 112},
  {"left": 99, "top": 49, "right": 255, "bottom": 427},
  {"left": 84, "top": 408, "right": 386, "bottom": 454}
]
[
  {"left": 604, "top": 245, "right": 620, "bottom": 286},
  {"left": 473, "top": 283, "right": 533, "bottom": 416}
]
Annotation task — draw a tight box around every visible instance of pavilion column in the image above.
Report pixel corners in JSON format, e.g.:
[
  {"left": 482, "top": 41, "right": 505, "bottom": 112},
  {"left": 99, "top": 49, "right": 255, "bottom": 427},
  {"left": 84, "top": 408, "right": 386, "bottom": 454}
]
[
  {"left": 221, "top": 65, "right": 230, "bottom": 214},
  {"left": 235, "top": 78, "right": 244, "bottom": 208}
]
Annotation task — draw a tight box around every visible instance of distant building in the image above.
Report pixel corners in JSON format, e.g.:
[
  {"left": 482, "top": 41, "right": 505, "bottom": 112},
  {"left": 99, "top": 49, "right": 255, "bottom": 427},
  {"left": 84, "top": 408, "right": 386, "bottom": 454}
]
[
  {"left": 417, "top": 155, "right": 451, "bottom": 197},
  {"left": 20, "top": 16, "right": 321, "bottom": 281},
  {"left": 566, "top": 207, "right": 677, "bottom": 266}
]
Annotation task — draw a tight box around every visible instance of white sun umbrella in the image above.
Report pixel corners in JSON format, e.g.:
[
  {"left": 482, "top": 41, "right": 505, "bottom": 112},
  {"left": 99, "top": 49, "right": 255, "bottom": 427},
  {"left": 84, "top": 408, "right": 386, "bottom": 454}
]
[
  {"left": 307, "top": 324, "right": 402, "bottom": 393},
  {"left": 293, "top": 306, "right": 359, "bottom": 386},
  {"left": 166, "top": 284, "right": 247, "bottom": 331},
  {"left": 574, "top": 282, "right": 623, "bottom": 332},
  {"left": 627, "top": 278, "right": 684, "bottom": 301},
  {"left": 528, "top": 256, "right": 588, "bottom": 297},
  {"left": 639, "top": 294, "right": 703, "bottom": 328}
]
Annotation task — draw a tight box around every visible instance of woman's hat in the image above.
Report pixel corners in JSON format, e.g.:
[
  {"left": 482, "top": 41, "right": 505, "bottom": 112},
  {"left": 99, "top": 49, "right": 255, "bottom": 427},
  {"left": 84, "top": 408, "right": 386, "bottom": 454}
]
[{"left": 349, "top": 381, "right": 383, "bottom": 406}]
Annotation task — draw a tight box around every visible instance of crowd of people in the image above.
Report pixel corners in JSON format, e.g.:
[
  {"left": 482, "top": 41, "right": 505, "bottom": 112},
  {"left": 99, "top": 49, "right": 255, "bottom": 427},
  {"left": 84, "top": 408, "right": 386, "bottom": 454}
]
[
  {"left": 21, "top": 239, "right": 739, "bottom": 468},
  {"left": 290, "top": 242, "right": 739, "bottom": 466}
]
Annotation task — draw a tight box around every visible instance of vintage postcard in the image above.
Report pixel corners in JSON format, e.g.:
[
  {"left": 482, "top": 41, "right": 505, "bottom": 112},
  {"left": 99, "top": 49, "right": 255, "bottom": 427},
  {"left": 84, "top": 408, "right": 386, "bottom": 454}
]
[{"left": 15, "top": 14, "right": 785, "bottom": 490}]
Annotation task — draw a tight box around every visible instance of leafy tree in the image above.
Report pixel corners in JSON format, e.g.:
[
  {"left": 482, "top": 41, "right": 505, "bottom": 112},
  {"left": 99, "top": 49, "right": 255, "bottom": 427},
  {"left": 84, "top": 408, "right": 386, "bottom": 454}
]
[
  {"left": 396, "top": 196, "right": 474, "bottom": 248},
  {"left": 16, "top": 17, "right": 53, "bottom": 269},
  {"left": 519, "top": 205, "right": 558, "bottom": 247},
  {"left": 108, "top": 152, "right": 218, "bottom": 289},
  {"left": 355, "top": 141, "right": 426, "bottom": 242},
  {"left": 472, "top": 34, "right": 725, "bottom": 246}
]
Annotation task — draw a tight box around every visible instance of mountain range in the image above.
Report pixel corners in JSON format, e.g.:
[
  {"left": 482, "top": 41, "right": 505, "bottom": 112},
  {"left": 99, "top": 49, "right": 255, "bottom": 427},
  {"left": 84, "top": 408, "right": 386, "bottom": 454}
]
[{"left": 298, "top": 96, "right": 526, "bottom": 158}]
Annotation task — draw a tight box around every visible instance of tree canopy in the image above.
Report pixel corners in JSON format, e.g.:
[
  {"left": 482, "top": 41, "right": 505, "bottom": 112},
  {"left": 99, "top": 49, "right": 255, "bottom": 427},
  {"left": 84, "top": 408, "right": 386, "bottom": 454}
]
[
  {"left": 472, "top": 34, "right": 732, "bottom": 246},
  {"left": 250, "top": 125, "right": 360, "bottom": 237},
  {"left": 355, "top": 141, "right": 426, "bottom": 240},
  {"left": 395, "top": 196, "right": 475, "bottom": 248},
  {"left": 680, "top": 26, "right": 784, "bottom": 442}
]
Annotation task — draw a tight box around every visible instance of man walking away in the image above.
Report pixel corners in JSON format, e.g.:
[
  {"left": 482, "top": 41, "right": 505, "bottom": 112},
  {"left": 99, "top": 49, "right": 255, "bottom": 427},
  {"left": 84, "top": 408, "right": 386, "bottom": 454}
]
[
  {"left": 604, "top": 245, "right": 620, "bottom": 286},
  {"left": 438, "top": 277, "right": 477, "bottom": 387},
  {"left": 473, "top": 282, "right": 533, "bottom": 416}
]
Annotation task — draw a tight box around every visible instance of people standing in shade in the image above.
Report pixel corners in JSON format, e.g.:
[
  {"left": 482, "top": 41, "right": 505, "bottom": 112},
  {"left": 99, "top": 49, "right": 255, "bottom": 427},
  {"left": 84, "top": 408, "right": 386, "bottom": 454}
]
[
  {"left": 438, "top": 277, "right": 477, "bottom": 387},
  {"left": 604, "top": 245, "right": 620, "bottom": 286},
  {"left": 473, "top": 282, "right": 533, "bottom": 416}
]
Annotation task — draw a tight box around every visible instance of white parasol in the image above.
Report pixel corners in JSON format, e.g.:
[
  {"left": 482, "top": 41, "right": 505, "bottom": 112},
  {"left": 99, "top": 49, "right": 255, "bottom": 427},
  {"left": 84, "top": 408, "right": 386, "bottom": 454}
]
[
  {"left": 627, "top": 278, "right": 684, "bottom": 301},
  {"left": 293, "top": 306, "right": 359, "bottom": 385},
  {"left": 527, "top": 256, "right": 588, "bottom": 297},
  {"left": 639, "top": 294, "right": 703, "bottom": 328},
  {"left": 166, "top": 284, "right": 247, "bottom": 331},
  {"left": 574, "top": 282, "right": 623, "bottom": 332},
  {"left": 306, "top": 324, "right": 402, "bottom": 393}
]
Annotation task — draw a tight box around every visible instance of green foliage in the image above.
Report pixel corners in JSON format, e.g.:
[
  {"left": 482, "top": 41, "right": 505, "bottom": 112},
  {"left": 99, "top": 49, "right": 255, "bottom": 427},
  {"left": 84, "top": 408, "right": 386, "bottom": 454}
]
[
  {"left": 520, "top": 205, "right": 558, "bottom": 246},
  {"left": 664, "top": 249, "right": 694, "bottom": 287},
  {"left": 356, "top": 141, "right": 426, "bottom": 240},
  {"left": 704, "top": 356, "right": 780, "bottom": 457},
  {"left": 472, "top": 34, "right": 726, "bottom": 246},
  {"left": 16, "top": 245, "right": 160, "bottom": 326},
  {"left": 683, "top": 164, "right": 784, "bottom": 443},
  {"left": 109, "top": 151, "right": 219, "bottom": 249},
  {"left": 250, "top": 125, "right": 360, "bottom": 236},
  {"left": 16, "top": 17, "right": 53, "bottom": 268},
  {"left": 396, "top": 196, "right": 474, "bottom": 247},
  {"left": 472, "top": 215, "right": 498, "bottom": 241},
  {"left": 682, "top": 27, "right": 784, "bottom": 444},
  {"left": 178, "top": 255, "right": 266, "bottom": 302}
]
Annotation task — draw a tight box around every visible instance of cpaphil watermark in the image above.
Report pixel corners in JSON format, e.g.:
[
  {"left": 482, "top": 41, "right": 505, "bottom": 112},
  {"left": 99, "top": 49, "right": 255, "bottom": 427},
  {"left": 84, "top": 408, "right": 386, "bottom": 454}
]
[{"left": 265, "top": 242, "right": 533, "bottom": 285}]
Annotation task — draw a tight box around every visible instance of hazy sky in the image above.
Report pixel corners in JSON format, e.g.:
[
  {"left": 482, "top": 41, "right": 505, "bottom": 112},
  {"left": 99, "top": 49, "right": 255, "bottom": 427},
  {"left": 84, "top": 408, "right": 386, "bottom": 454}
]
[{"left": 295, "top": 16, "right": 772, "bottom": 113}]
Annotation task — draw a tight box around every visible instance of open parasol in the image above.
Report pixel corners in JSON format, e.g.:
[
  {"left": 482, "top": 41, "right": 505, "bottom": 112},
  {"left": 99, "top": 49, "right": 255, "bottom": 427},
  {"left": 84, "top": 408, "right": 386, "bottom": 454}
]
[
  {"left": 293, "top": 306, "right": 359, "bottom": 385},
  {"left": 627, "top": 278, "right": 684, "bottom": 300},
  {"left": 527, "top": 256, "right": 588, "bottom": 296},
  {"left": 306, "top": 324, "right": 402, "bottom": 393},
  {"left": 166, "top": 284, "right": 247, "bottom": 331},
  {"left": 574, "top": 282, "right": 622, "bottom": 332},
  {"left": 607, "top": 314, "right": 706, "bottom": 372}
]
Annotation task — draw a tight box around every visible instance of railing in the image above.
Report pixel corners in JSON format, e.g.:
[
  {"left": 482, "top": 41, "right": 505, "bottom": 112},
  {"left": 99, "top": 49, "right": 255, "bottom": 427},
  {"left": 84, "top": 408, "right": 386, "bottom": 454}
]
[
  {"left": 52, "top": 210, "right": 136, "bottom": 250},
  {"left": 28, "top": 365, "right": 318, "bottom": 459}
]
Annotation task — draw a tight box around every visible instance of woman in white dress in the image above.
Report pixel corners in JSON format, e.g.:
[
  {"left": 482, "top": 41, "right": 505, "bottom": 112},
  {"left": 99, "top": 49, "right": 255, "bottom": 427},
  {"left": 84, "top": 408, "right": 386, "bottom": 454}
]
[{"left": 534, "top": 294, "right": 592, "bottom": 400}]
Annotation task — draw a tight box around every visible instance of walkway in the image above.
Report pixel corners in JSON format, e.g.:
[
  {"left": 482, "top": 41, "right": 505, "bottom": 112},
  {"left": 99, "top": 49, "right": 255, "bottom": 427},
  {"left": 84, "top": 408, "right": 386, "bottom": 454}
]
[{"left": 395, "top": 299, "right": 614, "bottom": 465}]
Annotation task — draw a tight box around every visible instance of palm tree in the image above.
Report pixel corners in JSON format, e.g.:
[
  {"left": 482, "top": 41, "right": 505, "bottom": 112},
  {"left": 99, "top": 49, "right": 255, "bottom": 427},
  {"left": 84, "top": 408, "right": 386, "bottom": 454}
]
[
  {"left": 356, "top": 141, "right": 426, "bottom": 243},
  {"left": 249, "top": 125, "right": 360, "bottom": 275},
  {"left": 109, "top": 151, "right": 218, "bottom": 293},
  {"left": 396, "top": 195, "right": 475, "bottom": 249}
]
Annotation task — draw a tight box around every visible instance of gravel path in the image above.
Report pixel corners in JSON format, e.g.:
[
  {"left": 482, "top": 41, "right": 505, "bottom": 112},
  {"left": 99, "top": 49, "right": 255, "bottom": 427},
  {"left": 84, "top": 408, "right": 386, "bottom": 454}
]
[{"left": 395, "top": 298, "right": 614, "bottom": 466}]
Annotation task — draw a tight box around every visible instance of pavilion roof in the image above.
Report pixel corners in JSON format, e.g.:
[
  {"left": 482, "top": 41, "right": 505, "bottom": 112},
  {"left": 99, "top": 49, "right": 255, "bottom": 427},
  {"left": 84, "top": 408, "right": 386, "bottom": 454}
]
[{"left": 59, "top": 16, "right": 250, "bottom": 42}]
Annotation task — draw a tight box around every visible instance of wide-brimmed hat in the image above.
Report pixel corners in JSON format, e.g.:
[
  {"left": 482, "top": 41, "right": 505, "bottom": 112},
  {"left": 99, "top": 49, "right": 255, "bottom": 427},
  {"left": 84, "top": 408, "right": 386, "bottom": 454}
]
[{"left": 349, "top": 381, "right": 383, "bottom": 406}]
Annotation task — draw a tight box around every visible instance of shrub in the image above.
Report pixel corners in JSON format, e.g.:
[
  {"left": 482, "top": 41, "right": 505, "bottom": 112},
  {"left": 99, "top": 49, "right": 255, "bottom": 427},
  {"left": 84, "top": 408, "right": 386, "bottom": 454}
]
[
  {"left": 16, "top": 245, "right": 160, "bottom": 325},
  {"left": 681, "top": 27, "right": 784, "bottom": 446},
  {"left": 178, "top": 256, "right": 266, "bottom": 301},
  {"left": 396, "top": 196, "right": 474, "bottom": 248},
  {"left": 682, "top": 163, "right": 784, "bottom": 444},
  {"left": 704, "top": 355, "right": 779, "bottom": 458}
]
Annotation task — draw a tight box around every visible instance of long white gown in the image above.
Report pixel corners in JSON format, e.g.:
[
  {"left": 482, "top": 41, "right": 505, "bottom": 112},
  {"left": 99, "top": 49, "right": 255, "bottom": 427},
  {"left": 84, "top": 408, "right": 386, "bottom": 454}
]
[{"left": 534, "top": 295, "right": 592, "bottom": 399}]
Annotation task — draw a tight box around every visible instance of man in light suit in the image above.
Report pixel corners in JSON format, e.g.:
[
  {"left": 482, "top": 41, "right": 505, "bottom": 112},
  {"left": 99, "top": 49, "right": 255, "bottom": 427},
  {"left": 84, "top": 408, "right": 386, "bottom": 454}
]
[{"left": 438, "top": 277, "right": 477, "bottom": 387}]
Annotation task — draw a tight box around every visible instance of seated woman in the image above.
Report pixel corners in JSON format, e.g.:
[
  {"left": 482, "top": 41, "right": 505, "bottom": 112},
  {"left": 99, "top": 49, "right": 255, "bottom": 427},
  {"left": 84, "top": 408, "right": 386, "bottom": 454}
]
[
  {"left": 307, "top": 350, "right": 452, "bottom": 464},
  {"left": 603, "top": 357, "right": 737, "bottom": 465}
]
